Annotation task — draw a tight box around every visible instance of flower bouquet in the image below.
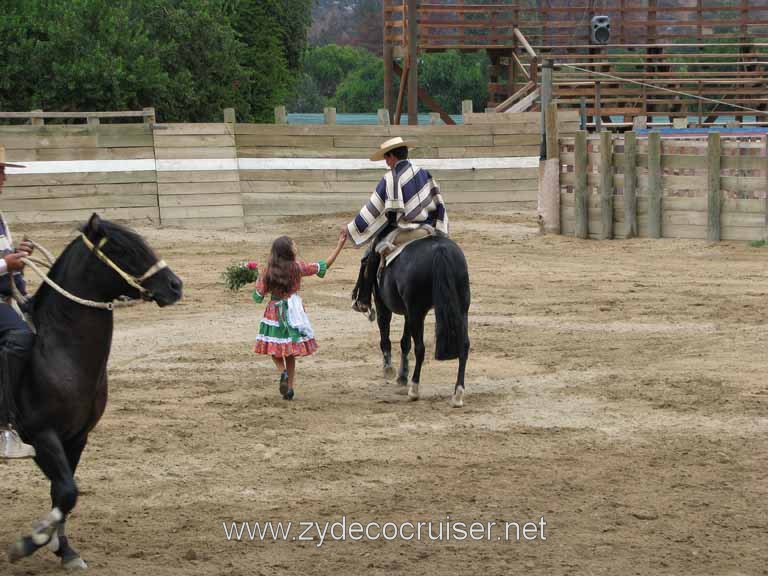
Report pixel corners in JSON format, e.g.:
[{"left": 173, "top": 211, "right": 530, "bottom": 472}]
[{"left": 222, "top": 261, "right": 259, "bottom": 291}]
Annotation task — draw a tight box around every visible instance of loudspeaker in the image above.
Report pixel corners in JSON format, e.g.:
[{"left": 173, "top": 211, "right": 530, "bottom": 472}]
[{"left": 590, "top": 15, "right": 611, "bottom": 44}]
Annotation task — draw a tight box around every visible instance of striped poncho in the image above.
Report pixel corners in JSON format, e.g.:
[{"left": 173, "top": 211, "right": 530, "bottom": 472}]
[{"left": 346, "top": 160, "right": 448, "bottom": 247}]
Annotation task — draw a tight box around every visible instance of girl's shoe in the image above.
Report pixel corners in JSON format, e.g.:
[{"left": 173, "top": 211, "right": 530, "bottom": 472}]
[
  {"left": 279, "top": 371, "right": 289, "bottom": 396},
  {"left": 283, "top": 388, "right": 294, "bottom": 401}
]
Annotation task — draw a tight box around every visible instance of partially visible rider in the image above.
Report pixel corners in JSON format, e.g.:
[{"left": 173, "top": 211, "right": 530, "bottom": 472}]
[
  {"left": 346, "top": 137, "right": 448, "bottom": 319},
  {"left": 0, "top": 146, "right": 36, "bottom": 459}
]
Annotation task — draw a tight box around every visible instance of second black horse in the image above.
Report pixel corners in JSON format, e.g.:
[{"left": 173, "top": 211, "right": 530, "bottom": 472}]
[{"left": 373, "top": 235, "right": 470, "bottom": 407}]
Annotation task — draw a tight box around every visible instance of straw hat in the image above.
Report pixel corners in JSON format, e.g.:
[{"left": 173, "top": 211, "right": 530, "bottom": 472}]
[
  {"left": 0, "top": 146, "right": 24, "bottom": 168},
  {"left": 370, "top": 136, "right": 416, "bottom": 162}
]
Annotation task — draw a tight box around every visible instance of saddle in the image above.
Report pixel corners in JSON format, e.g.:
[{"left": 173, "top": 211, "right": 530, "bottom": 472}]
[{"left": 374, "top": 225, "right": 436, "bottom": 275}]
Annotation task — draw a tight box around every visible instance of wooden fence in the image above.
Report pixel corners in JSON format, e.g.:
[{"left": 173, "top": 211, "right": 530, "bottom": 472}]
[
  {"left": 556, "top": 130, "right": 768, "bottom": 241},
  {"left": 1, "top": 111, "right": 579, "bottom": 230}
]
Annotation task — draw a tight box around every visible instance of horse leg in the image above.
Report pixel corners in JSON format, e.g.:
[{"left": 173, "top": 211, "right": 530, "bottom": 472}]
[
  {"left": 48, "top": 434, "right": 88, "bottom": 570},
  {"left": 407, "top": 313, "right": 426, "bottom": 401},
  {"left": 397, "top": 321, "right": 411, "bottom": 387},
  {"left": 9, "top": 429, "right": 78, "bottom": 564},
  {"left": 451, "top": 328, "right": 470, "bottom": 408},
  {"left": 375, "top": 294, "right": 395, "bottom": 380}
]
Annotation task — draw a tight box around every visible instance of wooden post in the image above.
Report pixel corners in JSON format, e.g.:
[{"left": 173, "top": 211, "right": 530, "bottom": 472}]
[
  {"left": 539, "top": 101, "right": 561, "bottom": 235},
  {"left": 647, "top": 132, "right": 663, "bottom": 238},
  {"left": 377, "top": 108, "right": 391, "bottom": 126},
  {"left": 30, "top": 109, "right": 44, "bottom": 126},
  {"left": 223, "top": 108, "right": 236, "bottom": 123},
  {"left": 407, "top": 0, "right": 418, "bottom": 125},
  {"left": 383, "top": 0, "right": 395, "bottom": 127},
  {"left": 274, "top": 106, "right": 287, "bottom": 124},
  {"left": 86, "top": 116, "right": 100, "bottom": 128},
  {"left": 624, "top": 132, "right": 638, "bottom": 239},
  {"left": 324, "top": 107, "right": 337, "bottom": 125},
  {"left": 545, "top": 102, "right": 558, "bottom": 161},
  {"left": 594, "top": 82, "right": 602, "bottom": 131},
  {"left": 599, "top": 131, "right": 614, "bottom": 240},
  {"left": 462, "top": 99, "right": 473, "bottom": 120},
  {"left": 143, "top": 107, "right": 156, "bottom": 125},
  {"left": 574, "top": 131, "right": 589, "bottom": 239},
  {"left": 632, "top": 115, "right": 647, "bottom": 131},
  {"left": 707, "top": 132, "right": 722, "bottom": 242},
  {"left": 540, "top": 60, "right": 553, "bottom": 159},
  {"left": 508, "top": 45, "right": 517, "bottom": 101},
  {"left": 429, "top": 112, "right": 441, "bottom": 125}
]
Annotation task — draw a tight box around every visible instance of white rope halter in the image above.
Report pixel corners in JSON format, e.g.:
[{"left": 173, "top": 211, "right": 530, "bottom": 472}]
[{"left": 79, "top": 233, "right": 167, "bottom": 295}]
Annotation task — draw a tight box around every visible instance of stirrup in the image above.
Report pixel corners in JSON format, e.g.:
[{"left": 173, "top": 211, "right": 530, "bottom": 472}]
[{"left": 0, "top": 429, "right": 36, "bottom": 459}]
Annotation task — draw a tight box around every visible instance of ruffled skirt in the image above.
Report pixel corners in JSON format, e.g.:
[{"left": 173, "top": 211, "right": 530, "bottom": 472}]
[{"left": 254, "top": 299, "right": 318, "bottom": 357}]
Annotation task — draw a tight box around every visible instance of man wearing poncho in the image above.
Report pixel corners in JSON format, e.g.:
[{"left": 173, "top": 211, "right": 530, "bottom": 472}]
[{"left": 346, "top": 137, "right": 449, "bottom": 317}]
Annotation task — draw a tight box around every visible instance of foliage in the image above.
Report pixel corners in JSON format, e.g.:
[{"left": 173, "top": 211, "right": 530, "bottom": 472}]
[
  {"left": 421, "top": 50, "right": 489, "bottom": 115},
  {"left": 0, "top": 0, "right": 313, "bottom": 122},
  {"left": 292, "top": 44, "right": 488, "bottom": 114},
  {"left": 334, "top": 58, "right": 386, "bottom": 113},
  {"left": 222, "top": 261, "right": 259, "bottom": 291}
]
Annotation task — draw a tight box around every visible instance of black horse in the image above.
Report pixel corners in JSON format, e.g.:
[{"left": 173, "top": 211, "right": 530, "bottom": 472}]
[
  {"left": 374, "top": 235, "right": 470, "bottom": 407},
  {"left": 8, "top": 213, "right": 182, "bottom": 569}
]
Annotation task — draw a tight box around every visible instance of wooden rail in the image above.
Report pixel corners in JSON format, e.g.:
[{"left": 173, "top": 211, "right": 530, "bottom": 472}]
[
  {"left": 557, "top": 130, "right": 768, "bottom": 240},
  {"left": 384, "top": 1, "right": 768, "bottom": 121},
  {"left": 385, "top": 2, "right": 768, "bottom": 49}
]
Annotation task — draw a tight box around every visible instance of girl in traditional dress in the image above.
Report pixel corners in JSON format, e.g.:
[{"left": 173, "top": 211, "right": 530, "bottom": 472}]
[{"left": 253, "top": 231, "right": 346, "bottom": 400}]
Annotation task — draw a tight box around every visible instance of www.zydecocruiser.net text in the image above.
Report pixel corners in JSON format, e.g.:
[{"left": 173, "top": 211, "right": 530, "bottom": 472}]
[{"left": 222, "top": 516, "right": 547, "bottom": 547}]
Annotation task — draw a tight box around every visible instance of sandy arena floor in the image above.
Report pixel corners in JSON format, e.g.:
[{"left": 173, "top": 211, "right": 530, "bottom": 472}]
[{"left": 1, "top": 207, "right": 766, "bottom": 575}]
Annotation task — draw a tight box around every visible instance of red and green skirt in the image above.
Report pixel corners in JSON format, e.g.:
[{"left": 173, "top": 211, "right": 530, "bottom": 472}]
[{"left": 253, "top": 298, "right": 318, "bottom": 357}]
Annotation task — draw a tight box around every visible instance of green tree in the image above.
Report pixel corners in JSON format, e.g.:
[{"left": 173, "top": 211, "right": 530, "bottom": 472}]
[
  {"left": 421, "top": 50, "right": 489, "bottom": 114},
  {"left": 0, "top": 0, "right": 314, "bottom": 122},
  {"left": 302, "top": 45, "right": 380, "bottom": 99},
  {"left": 334, "top": 58, "right": 385, "bottom": 112},
  {"left": 0, "top": 0, "right": 169, "bottom": 114}
]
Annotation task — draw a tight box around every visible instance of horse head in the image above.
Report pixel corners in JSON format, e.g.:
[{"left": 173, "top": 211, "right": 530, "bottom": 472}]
[{"left": 80, "top": 213, "right": 183, "bottom": 307}]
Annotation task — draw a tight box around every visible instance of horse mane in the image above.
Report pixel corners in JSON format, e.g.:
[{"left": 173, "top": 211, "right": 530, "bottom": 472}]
[
  {"left": 30, "top": 235, "right": 81, "bottom": 315},
  {"left": 31, "top": 218, "right": 156, "bottom": 316}
]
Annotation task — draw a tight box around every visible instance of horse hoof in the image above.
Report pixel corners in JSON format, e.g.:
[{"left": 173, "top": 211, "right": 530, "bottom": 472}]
[
  {"left": 407, "top": 383, "right": 420, "bottom": 401},
  {"left": 383, "top": 365, "right": 396, "bottom": 380},
  {"left": 8, "top": 540, "right": 25, "bottom": 564},
  {"left": 63, "top": 557, "right": 88, "bottom": 570},
  {"left": 451, "top": 387, "right": 465, "bottom": 408},
  {"left": 8, "top": 536, "right": 35, "bottom": 564},
  {"left": 397, "top": 375, "right": 408, "bottom": 387}
]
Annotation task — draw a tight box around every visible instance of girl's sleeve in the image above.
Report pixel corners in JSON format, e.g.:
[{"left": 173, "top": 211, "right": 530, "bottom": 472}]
[
  {"left": 298, "top": 260, "right": 328, "bottom": 278},
  {"left": 252, "top": 274, "right": 266, "bottom": 303}
]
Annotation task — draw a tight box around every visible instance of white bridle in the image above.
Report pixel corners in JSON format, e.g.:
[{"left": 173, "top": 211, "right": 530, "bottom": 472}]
[{"left": 79, "top": 233, "right": 167, "bottom": 295}]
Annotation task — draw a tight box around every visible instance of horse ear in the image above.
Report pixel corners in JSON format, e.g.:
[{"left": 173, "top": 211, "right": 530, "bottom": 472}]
[{"left": 82, "top": 212, "right": 103, "bottom": 239}]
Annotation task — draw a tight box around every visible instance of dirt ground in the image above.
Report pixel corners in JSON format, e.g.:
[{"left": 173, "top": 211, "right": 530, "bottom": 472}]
[{"left": 1, "top": 207, "right": 766, "bottom": 575}]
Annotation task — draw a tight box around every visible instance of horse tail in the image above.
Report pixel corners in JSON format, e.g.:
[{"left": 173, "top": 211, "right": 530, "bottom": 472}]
[{"left": 432, "top": 243, "right": 468, "bottom": 361}]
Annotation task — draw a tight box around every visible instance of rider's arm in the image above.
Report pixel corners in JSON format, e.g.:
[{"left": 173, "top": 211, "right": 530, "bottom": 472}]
[{"left": 323, "top": 230, "right": 347, "bottom": 271}]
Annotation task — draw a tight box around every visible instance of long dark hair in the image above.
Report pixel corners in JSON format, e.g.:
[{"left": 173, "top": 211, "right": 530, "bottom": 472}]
[{"left": 263, "top": 236, "right": 299, "bottom": 297}]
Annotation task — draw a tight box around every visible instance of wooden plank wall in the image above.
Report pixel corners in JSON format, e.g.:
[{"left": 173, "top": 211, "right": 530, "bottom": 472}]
[
  {"left": 559, "top": 133, "right": 768, "bottom": 241},
  {"left": 1, "top": 117, "right": 554, "bottom": 229},
  {"left": 1, "top": 124, "right": 159, "bottom": 224},
  {"left": 236, "top": 118, "right": 565, "bottom": 230},
  {"left": 154, "top": 123, "right": 243, "bottom": 229}
]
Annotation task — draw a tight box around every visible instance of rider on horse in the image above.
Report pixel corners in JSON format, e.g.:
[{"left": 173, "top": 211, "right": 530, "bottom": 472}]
[
  {"left": 0, "top": 146, "right": 36, "bottom": 459},
  {"left": 347, "top": 137, "right": 449, "bottom": 317}
]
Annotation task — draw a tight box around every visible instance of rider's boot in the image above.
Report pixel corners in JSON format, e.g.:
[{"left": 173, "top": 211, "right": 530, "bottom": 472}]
[
  {"left": 352, "top": 249, "right": 377, "bottom": 322},
  {"left": 0, "top": 330, "right": 35, "bottom": 459}
]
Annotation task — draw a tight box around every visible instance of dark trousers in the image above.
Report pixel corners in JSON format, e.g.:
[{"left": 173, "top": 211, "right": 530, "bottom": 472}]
[
  {"left": 353, "top": 224, "right": 397, "bottom": 308},
  {"left": 0, "top": 302, "right": 34, "bottom": 426}
]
